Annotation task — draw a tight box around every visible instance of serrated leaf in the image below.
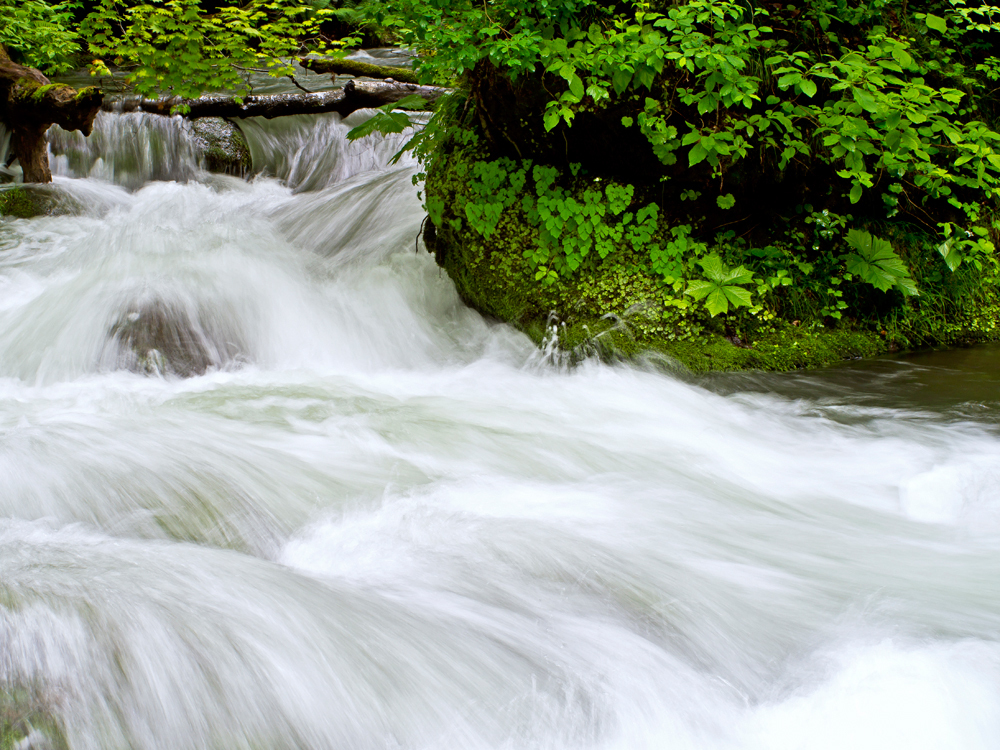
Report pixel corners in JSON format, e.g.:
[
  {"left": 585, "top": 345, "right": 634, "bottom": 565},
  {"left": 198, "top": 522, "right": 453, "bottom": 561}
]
[
  {"left": 845, "top": 229, "right": 918, "bottom": 295},
  {"left": 687, "top": 255, "right": 754, "bottom": 315},
  {"left": 704, "top": 288, "right": 730, "bottom": 316},
  {"left": 686, "top": 279, "right": 713, "bottom": 300},
  {"left": 722, "top": 286, "right": 753, "bottom": 308}
]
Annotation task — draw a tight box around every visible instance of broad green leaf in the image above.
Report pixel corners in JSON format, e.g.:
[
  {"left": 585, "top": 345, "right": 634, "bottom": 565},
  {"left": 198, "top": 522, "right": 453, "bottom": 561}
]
[
  {"left": 686, "top": 255, "right": 754, "bottom": 315},
  {"left": 704, "top": 288, "right": 730, "bottom": 316},
  {"left": 938, "top": 239, "right": 963, "bottom": 271},
  {"left": 612, "top": 69, "right": 633, "bottom": 95},
  {"left": 845, "top": 229, "right": 919, "bottom": 295},
  {"left": 568, "top": 74, "right": 585, "bottom": 100},
  {"left": 689, "top": 142, "right": 709, "bottom": 167},
  {"left": 925, "top": 13, "right": 947, "bottom": 33}
]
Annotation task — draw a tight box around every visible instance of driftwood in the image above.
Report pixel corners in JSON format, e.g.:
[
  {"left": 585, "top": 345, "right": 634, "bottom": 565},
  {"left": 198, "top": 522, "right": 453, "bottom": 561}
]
[
  {"left": 0, "top": 46, "right": 103, "bottom": 183},
  {"left": 103, "top": 79, "right": 445, "bottom": 120},
  {"left": 299, "top": 57, "right": 419, "bottom": 84}
]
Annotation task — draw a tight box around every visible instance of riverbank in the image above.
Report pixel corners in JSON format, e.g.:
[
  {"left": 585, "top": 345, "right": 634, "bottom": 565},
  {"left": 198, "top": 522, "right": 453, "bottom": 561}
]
[{"left": 421, "top": 125, "right": 1000, "bottom": 373}]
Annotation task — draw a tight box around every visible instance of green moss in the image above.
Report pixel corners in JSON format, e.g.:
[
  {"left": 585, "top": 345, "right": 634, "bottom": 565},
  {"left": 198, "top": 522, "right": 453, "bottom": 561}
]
[
  {"left": 10, "top": 78, "right": 39, "bottom": 103},
  {"left": 0, "top": 187, "right": 45, "bottom": 219},
  {"left": 305, "top": 57, "right": 419, "bottom": 84},
  {"left": 30, "top": 83, "right": 60, "bottom": 101}
]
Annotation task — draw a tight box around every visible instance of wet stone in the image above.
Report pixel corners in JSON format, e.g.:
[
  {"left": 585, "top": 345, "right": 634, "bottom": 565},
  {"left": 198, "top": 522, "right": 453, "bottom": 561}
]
[
  {"left": 0, "top": 185, "right": 82, "bottom": 218},
  {"left": 105, "top": 297, "right": 246, "bottom": 377},
  {"left": 189, "top": 118, "right": 253, "bottom": 177}
]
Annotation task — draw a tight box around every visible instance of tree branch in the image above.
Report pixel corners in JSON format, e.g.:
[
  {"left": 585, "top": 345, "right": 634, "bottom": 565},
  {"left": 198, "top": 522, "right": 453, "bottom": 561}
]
[{"left": 103, "top": 79, "right": 446, "bottom": 120}]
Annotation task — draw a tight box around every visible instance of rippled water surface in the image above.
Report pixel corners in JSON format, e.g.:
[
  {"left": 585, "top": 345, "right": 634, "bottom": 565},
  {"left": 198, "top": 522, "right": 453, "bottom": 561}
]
[{"left": 2, "top": 113, "right": 1000, "bottom": 749}]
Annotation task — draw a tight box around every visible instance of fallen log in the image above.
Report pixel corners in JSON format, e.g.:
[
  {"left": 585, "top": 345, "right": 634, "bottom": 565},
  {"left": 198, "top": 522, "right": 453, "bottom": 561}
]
[
  {"left": 103, "top": 79, "right": 445, "bottom": 119},
  {"left": 299, "top": 57, "right": 419, "bottom": 84},
  {"left": 0, "top": 46, "right": 103, "bottom": 184}
]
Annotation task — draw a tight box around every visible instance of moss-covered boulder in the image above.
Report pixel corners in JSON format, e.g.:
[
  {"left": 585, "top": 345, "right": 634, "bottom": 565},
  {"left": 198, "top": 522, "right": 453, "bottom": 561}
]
[
  {"left": 423, "top": 190, "right": 888, "bottom": 372},
  {"left": 0, "top": 185, "right": 61, "bottom": 218},
  {"left": 421, "top": 124, "right": 1000, "bottom": 372},
  {"left": 189, "top": 117, "right": 251, "bottom": 177}
]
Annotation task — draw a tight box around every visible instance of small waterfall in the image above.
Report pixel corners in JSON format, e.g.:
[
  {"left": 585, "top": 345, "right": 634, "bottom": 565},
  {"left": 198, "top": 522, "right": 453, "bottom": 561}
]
[
  {"left": 48, "top": 111, "right": 204, "bottom": 189},
  {"left": 239, "top": 110, "right": 424, "bottom": 192}
]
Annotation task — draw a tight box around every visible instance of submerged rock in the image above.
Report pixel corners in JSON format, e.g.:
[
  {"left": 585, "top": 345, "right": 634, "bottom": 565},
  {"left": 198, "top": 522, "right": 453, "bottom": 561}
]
[
  {"left": 105, "top": 297, "right": 246, "bottom": 377},
  {"left": 189, "top": 118, "right": 252, "bottom": 177}
]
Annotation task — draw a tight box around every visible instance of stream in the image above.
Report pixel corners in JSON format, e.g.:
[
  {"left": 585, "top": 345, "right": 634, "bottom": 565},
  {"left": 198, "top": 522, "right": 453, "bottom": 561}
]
[{"left": 1, "top": 110, "right": 1000, "bottom": 749}]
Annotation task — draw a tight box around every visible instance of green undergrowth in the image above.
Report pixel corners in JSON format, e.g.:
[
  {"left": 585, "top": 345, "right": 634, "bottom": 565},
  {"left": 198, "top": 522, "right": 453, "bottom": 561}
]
[{"left": 423, "top": 122, "right": 1000, "bottom": 372}]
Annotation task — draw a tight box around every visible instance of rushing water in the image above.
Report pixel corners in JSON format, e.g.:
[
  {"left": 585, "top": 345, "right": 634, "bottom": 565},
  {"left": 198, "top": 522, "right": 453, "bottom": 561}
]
[{"left": 2, "top": 112, "right": 1000, "bottom": 749}]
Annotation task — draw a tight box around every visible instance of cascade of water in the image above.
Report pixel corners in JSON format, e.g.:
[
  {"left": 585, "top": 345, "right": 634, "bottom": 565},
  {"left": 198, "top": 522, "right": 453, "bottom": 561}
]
[
  {"left": 48, "top": 111, "right": 204, "bottom": 189},
  {"left": 2, "top": 106, "right": 1000, "bottom": 750},
  {"left": 239, "top": 110, "right": 424, "bottom": 192}
]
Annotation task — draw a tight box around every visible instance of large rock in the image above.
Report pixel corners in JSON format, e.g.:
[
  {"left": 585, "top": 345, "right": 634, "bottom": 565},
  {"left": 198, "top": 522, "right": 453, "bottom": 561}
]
[
  {"left": 0, "top": 184, "right": 81, "bottom": 218},
  {"left": 105, "top": 297, "right": 246, "bottom": 377},
  {"left": 189, "top": 118, "right": 252, "bottom": 177}
]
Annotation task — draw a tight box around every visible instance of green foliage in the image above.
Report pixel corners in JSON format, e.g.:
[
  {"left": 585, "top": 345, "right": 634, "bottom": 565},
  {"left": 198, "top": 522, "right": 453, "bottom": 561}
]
[
  {"left": 345, "top": 95, "right": 427, "bottom": 142},
  {"left": 0, "top": 0, "right": 81, "bottom": 73},
  {"left": 844, "top": 229, "right": 919, "bottom": 296},
  {"left": 380, "top": 0, "right": 1000, "bottom": 254},
  {"left": 453, "top": 154, "right": 674, "bottom": 287},
  {"left": 80, "top": 0, "right": 352, "bottom": 101}
]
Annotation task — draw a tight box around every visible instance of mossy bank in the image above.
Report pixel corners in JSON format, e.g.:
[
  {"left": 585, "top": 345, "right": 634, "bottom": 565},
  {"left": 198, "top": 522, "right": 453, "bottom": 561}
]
[{"left": 421, "top": 122, "right": 1000, "bottom": 373}]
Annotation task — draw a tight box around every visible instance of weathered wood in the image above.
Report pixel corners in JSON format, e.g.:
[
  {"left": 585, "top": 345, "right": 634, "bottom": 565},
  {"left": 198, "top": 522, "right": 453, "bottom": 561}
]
[
  {"left": 0, "top": 45, "right": 103, "bottom": 184},
  {"left": 299, "top": 57, "right": 419, "bottom": 84},
  {"left": 104, "top": 79, "right": 446, "bottom": 120}
]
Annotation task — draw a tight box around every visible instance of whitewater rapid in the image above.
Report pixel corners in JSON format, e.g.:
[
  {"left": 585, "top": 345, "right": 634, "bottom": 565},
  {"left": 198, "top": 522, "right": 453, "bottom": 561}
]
[{"left": 1, "top": 111, "right": 999, "bottom": 749}]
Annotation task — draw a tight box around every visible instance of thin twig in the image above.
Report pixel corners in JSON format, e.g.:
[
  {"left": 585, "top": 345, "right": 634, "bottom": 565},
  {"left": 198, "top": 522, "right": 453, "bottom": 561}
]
[
  {"left": 286, "top": 75, "right": 313, "bottom": 94},
  {"left": 417, "top": 215, "right": 429, "bottom": 253}
]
